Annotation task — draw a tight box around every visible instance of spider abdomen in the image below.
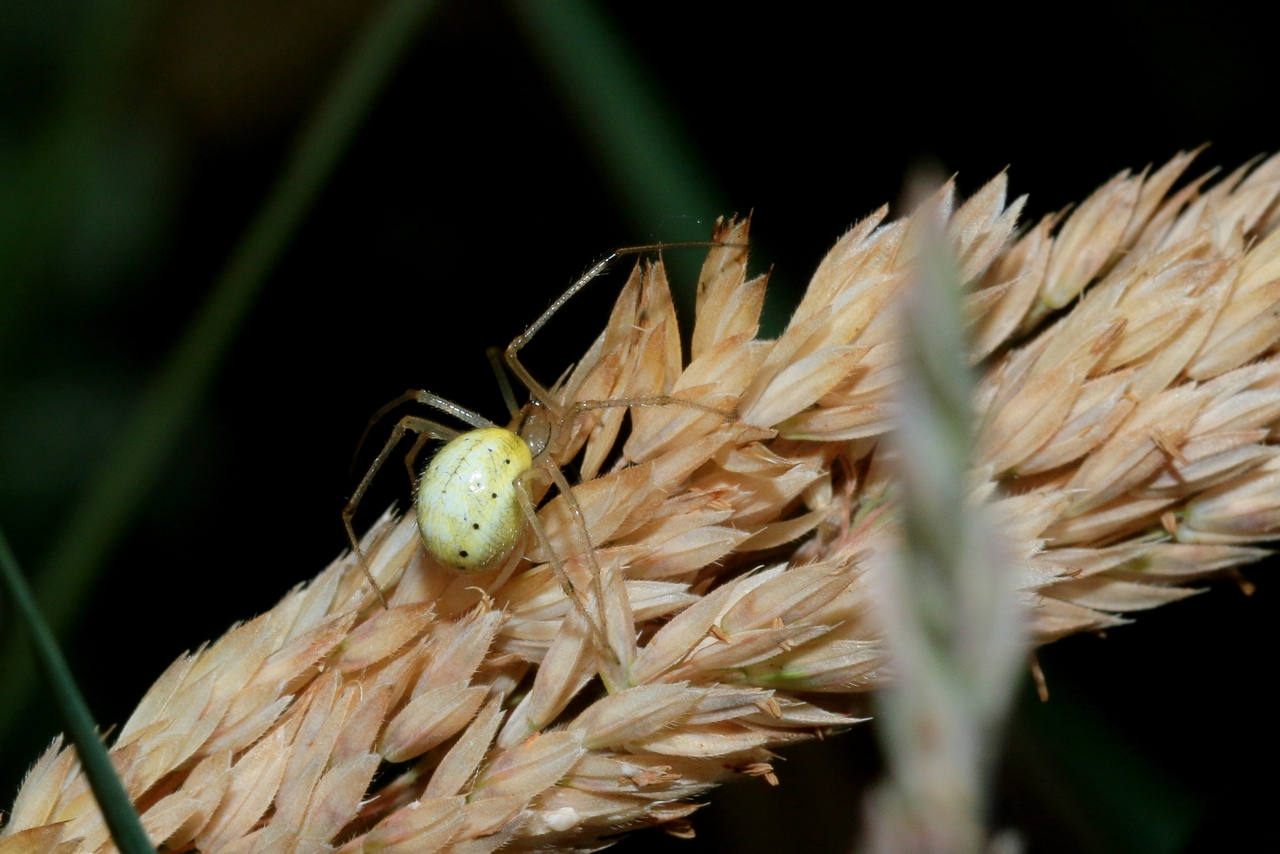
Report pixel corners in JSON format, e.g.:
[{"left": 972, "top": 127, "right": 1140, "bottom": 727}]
[{"left": 416, "top": 427, "right": 533, "bottom": 571}]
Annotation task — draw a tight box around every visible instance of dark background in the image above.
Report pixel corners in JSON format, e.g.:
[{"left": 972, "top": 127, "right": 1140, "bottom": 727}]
[{"left": 0, "top": 2, "right": 1274, "bottom": 852}]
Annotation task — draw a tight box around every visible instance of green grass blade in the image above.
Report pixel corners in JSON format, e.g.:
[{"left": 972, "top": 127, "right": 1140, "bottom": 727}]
[
  {"left": 510, "top": 0, "right": 723, "bottom": 240},
  {"left": 0, "top": 526, "right": 154, "bottom": 854},
  {"left": 1014, "top": 679, "right": 1203, "bottom": 853},
  {"left": 508, "top": 0, "right": 727, "bottom": 315},
  {"left": 0, "top": 0, "right": 442, "bottom": 747}
]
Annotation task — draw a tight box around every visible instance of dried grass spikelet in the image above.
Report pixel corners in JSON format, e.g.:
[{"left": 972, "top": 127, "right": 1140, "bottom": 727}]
[{"left": 5, "top": 149, "right": 1280, "bottom": 854}]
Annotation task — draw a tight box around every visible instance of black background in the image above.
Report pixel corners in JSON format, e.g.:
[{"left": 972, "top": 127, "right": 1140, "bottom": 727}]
[{"left": 0, "top": 2, "right": 1275, "bottom": 852}]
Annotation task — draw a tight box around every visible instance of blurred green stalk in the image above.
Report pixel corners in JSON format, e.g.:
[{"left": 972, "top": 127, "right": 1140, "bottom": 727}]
[
  {"left": 0, "top": 0, "right": 442, "bottom": 748},
  {"left": 0, "top": 526, "right": 154, "bottom": 854},
  {"left": 508, "top": 0, "right": 727, "bottom": 317},
  {"left": 1012, "top": 677, "right": 1203, "bottom": 853}
]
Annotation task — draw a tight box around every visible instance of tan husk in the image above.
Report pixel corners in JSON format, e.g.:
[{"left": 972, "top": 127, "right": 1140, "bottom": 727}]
[{"left": 4, "top": 151, "right": 1278, "bottom": 854}]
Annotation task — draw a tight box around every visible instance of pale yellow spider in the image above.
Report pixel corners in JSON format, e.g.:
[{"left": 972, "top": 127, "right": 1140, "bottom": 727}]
[{"left": 342, "top": 245, "right": 735, "bottom": 617}]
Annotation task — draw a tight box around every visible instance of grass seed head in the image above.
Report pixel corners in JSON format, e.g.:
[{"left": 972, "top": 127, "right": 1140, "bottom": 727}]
[{"left": 7, "top": 150, "right": 1280, "bottom": 852}]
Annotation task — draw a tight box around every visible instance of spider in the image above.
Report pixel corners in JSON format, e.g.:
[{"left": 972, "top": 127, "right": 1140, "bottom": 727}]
[{"left": 342, "top": 244, "right": 737, "bottom": 631}]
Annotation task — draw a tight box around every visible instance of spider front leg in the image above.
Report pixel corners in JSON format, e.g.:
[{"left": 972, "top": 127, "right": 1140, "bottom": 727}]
[
  {"left": 556, "top": 394, "right": 738, "bottom": 467},
  {"left": 567, "top": 394, "right": 737, "bottom": 425},
  {"left": 344, "top": 415, "right": 460, "bottom": 608},
  {"left": 503, "top": 241, "right": 748, "bottom": 413}
]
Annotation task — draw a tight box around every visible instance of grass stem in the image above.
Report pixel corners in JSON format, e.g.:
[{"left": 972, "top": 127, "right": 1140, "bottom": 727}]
[{"left": 0, "top": 526, "right": 154, "bottom": 854}]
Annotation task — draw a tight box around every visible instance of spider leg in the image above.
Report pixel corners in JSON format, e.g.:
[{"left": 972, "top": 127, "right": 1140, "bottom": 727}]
[
  {"left": 403, "top": 431, "right": 433, "bottom": 490},
  {"left": 545, "top": 458, "right": 633, "bottom": 690},
  {"left": 344, "top": 414, "right": 460, "bottom": 608},
  {"left": 567, "top": 394, "right": 736, "bottom": 422},
  {"left": 514, "top": 466, "right": 628, "bottom": 692},
  {"left": 504, "top": 240, "right": 745, "bottom": 415},
  {"left": 554, "top": 395, "right": 736, "bottom": 465},
  {"left": 487, "top": 346, "right": 522, "bottom": 421},
  {"left": 351, "top": 389, "right": 494, "bottom": 473}
]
